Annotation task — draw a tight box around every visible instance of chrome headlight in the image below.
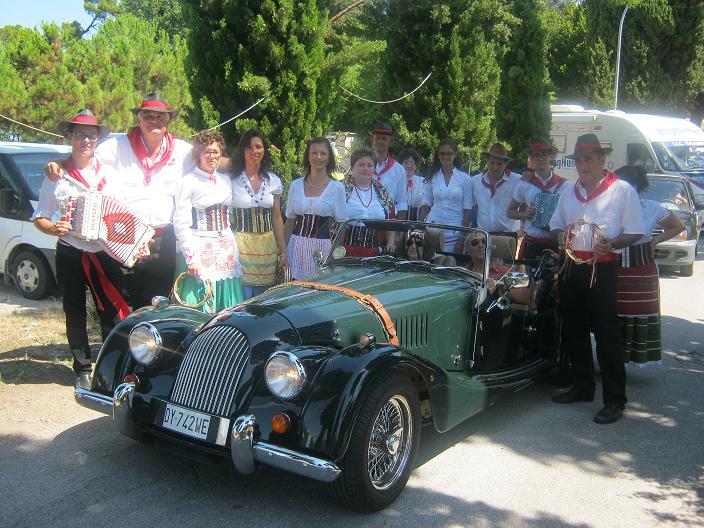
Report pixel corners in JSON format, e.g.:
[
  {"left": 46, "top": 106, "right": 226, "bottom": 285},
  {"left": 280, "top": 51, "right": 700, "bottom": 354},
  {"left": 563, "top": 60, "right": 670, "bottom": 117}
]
[
  {"left": 128, "top": 323, "right": 162, "bottom": 366},
  {"left": 265, "top": 351, "right": 306, "bottom": 400}
]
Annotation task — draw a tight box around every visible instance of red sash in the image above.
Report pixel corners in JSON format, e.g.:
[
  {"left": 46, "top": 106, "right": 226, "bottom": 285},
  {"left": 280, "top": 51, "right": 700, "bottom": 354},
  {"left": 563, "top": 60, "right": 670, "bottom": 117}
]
[
  {"left": 127, "top": 127, "right": 175, "bottom": 185},
  {"left": 374, "top": 158, "right": 395, "bottom": 181},
  {"left": 529, "top": 172, "right": 565, "bottom": 193},
  {"left": 81, "top": 253, "right": 131, "bottom": 320},
  {"left": 574, "top": 172, "right": 616, "bottom": 203},
  {"left": 63, "top": 157, "right": 105, "bottom": 191}
]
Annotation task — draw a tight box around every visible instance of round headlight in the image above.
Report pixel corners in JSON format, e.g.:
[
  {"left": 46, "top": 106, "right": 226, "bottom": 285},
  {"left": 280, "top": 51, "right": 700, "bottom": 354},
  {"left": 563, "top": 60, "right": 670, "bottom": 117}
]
[
  {"left": 128, "top": 323, "right": 162, "bottom": 366},
  {"left": 265, "top": 352, "right": 306, "bottom": 400}
]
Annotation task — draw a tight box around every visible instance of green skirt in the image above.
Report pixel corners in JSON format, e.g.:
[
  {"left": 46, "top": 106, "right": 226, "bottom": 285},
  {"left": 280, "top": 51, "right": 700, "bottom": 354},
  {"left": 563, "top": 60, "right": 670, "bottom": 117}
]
[
  {"left": 620, "top": 315, "right": 662, "bottom": 366},
  {"left": 174, "top": 256, "right": 243, "bottom": 314}
]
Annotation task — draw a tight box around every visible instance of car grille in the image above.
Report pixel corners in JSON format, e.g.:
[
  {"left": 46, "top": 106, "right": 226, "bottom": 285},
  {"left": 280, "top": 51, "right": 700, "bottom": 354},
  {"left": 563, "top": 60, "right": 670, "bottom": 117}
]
[{"left": 170, "top": 326, "right": 250, "bottom": 416}]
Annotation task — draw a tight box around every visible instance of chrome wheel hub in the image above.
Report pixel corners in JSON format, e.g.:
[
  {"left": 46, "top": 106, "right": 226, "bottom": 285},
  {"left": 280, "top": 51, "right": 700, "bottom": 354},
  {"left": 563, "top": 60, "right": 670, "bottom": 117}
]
[
  {"left": 368, "top": 394, "right": 413, "bottom": 491},
  {"left": 15, "top": 260, "right": 39, "bottom": 292}
]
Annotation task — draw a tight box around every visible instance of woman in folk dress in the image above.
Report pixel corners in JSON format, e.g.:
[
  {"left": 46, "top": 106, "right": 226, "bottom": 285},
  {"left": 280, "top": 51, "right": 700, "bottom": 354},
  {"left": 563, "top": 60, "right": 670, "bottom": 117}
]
[
  {"left": 284, "top": 138, "right": 347, "bottom": 280},
  {"left": 173, "top": 131, "right": 243, "bottom": 312}
]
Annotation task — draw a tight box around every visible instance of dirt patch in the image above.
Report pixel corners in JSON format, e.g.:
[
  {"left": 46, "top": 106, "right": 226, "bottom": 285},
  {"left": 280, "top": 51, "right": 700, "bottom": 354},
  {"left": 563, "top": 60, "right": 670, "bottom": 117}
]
[{"left": 0, "top": 303, "right": 101, "bottom": 385}]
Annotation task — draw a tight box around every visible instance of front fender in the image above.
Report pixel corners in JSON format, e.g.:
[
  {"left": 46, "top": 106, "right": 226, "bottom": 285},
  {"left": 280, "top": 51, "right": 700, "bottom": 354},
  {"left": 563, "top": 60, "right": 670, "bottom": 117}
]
[
  {"left": 91, "top": 305, "right": 211, "bottom": 396},
  {"left": 297, "top": 343, "right": 441, "bottom": 463}
]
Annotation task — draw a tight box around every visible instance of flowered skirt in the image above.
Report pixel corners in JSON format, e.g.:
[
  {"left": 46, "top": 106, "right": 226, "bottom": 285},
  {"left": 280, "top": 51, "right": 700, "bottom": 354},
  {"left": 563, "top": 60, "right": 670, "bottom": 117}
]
[
  {"left": 618, "top": 260, "right": 661, "bottom": 366},
  {"left": 235, "top": 230, "right": 278, "bottom": 287},
  {"left": 287, "top": 233, "right": 331, "bottom": 281}
]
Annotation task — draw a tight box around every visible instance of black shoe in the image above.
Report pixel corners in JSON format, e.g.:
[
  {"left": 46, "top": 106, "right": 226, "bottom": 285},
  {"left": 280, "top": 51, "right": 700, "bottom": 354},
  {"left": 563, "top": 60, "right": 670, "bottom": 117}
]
[
  {"left": 76, "top": 371, "right": 92, "bottom": 391},
  {"left": 593, "top": 404, "right": 623, "bottom": 424},
  {"left": 551, "top": 387, "right": 594, "bottom": 404}
]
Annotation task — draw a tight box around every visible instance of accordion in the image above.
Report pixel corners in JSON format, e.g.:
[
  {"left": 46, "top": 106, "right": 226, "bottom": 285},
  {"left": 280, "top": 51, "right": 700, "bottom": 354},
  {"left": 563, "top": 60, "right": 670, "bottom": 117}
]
[
  {"left": 62, "top": 192, "right": 154, "bottom": 268},
  {"left": 530, "top": 192, "right": 560, "bottom": 231}
]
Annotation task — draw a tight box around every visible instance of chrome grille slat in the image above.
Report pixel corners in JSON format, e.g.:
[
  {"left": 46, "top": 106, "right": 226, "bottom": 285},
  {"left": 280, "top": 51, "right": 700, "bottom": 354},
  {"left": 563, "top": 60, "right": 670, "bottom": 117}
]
[{"left": 171, "top": 326, "right": 250, "bottom": 416}]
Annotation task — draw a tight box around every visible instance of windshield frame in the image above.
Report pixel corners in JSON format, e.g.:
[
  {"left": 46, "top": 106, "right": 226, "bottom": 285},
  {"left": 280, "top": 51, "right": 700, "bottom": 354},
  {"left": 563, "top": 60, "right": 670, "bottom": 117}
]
[{"left": 653, "top": 141, "right": 704, "bottom": 172}]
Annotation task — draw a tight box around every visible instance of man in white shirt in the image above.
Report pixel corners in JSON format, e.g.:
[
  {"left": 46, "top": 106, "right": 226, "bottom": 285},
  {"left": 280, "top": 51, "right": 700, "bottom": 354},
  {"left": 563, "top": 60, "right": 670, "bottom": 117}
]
[
  {"left": 370, "top": 122, "right": 408, "bottom": 219},
  {"left": 472, "top": 143, "right": 521, "bottom": 234},
  {"left": 507, "top": 138, "right": 572, "bottom": 258},
  {"left": 549, "top": 133, "right": 644, "bottom": 425},
  {"left": 45, "top": 93, "right": 194, "bottom": 308}
]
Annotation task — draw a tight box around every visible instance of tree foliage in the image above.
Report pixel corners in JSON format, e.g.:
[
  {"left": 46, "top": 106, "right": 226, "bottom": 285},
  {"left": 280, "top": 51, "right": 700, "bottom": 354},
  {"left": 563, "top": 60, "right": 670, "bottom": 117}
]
[{"left": 0, "top": 15, "right": 193, "bottom": 142}]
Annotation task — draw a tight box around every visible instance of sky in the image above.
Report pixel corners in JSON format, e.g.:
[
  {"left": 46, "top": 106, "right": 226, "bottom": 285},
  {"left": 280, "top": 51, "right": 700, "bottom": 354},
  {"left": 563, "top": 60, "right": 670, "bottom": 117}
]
[{"left": 0, "top": 0, "right": 93, "bottom": 29}]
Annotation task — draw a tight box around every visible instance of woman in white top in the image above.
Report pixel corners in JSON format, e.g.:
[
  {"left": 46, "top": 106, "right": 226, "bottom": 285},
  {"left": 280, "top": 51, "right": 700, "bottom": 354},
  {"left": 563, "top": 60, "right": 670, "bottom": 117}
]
[
  {"left": 399, "top": 148, "right": 426, "bottom": 221},
  {"left": 419, "top": 139, "right": 473, "bottom": 252},
  {"left": 614, "top": 166, "right": 685, "bottom": 366},
  {"left": 230, "top": 129, "right": 288, "bottom": 299},
  {"left": 284, "top": 138, "right": 347, "bottom": 280},
  {"left": 343, "top": 148, "right": 396, "bottom": 256},
  {"left": 173, "top": 131, "right": 243, "bottom": 313}
]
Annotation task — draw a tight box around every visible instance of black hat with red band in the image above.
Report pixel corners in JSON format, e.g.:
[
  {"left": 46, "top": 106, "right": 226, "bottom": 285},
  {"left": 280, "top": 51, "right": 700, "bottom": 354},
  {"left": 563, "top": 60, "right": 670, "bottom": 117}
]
[
  {"left": 131, "top": 92, "right": 179, "bottom": 118},
  {"left": 59, "top": 108, "right": 110, "bottom": 139},
  {"left": 566, "top": 133, "right": 613, "bottom": 159},
  {"left": 528, "top": 137, "right": 558, "bottom": 155}
]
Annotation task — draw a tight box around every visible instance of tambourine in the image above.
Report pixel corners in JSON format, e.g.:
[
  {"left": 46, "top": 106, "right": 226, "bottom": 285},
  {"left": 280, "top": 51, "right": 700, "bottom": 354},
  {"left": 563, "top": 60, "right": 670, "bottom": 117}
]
[
  {"left": 172, "top": 272, "right": 213, "bottom": 309},
  {"left": 564, "top": 219, "right": 606, "bottom": 264}
]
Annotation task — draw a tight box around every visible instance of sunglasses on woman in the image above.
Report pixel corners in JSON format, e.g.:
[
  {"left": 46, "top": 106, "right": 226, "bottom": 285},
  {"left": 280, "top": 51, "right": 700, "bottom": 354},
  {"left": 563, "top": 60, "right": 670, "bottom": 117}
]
[
  {"left": 469, "top": 238, "right": 485, "bottom": 247},
  {"left": 406, "top": 237, "right": 423, "bottom": 247}
]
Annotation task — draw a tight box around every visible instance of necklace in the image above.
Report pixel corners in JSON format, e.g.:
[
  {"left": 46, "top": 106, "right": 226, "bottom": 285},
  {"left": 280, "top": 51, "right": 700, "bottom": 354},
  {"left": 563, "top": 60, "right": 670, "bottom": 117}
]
[
  {"left": 307, "top": 176, "right": 328, "bottom": 190},
  {"left": 355, "top": 184, "right": 374, "bottom": 208},
  {"left": 240, "top": 171, "right": 267, "bottom": 205}
]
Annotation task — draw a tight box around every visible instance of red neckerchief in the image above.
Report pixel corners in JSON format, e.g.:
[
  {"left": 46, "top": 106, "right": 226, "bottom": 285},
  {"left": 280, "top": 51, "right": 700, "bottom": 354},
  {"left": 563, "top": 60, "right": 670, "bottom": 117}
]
[
  {"left": 127, "top": 127, "right": 175, "bottom": 185},
  {"left": 529, "top": 172, "right": 566, "bottom": 193},
  {"left": 574, "top": 171, "right": 617, "bottom": 203},
  {"left": 63, "top": 156, "right": 105, "bottom": 191},
  {"left": 374, "top": 157, "right": 395, "bottom": 181},
  {"left": 481, "top": 172, "right": 507, "bottom": 198}
]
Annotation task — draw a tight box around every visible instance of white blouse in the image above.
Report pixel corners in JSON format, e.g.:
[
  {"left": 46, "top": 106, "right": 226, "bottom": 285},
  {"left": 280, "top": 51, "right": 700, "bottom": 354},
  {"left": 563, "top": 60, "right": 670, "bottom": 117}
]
[
  {"left": 422, "top": 168, "right": 473, "bottom": 226},
  {"left": 637, "top": 198, "right": 670, "bottom": 244},
  {"left": 347, "top": 185, "right": 386, "bottom": 221},
  {"left": 231, "top": 171, "right": 283, "bottom": 209},
  {"left": 285, "top": 177, "right": 347, "bottom": 222},
  {"left": 33, "top": 160, "right": 123, "bottom": 253},
  {"left": 173, "top": 167, "right": 234, "bottom": 259},
  {"left": 405, "top": 175, "right": 427, "bottom": 210}
]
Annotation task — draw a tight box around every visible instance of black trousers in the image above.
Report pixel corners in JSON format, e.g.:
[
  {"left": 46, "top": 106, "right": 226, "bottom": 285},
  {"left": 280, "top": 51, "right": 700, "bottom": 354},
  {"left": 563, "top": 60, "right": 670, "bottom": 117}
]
[
  {"left": 56, "top": 242, "right": 124, "bottom": 374},
  {"left": 121, "top": 225, "right": 176, "bottom": 309},
  {"left": 559, "top": 260, "right": 626, "bottom": 408}
]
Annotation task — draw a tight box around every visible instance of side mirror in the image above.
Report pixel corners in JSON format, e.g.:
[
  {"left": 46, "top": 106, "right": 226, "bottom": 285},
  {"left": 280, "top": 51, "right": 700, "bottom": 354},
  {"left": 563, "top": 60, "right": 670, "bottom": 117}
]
[
  {"left": 0, "top": 188, "right": 20, "bottom": 213},
  {"left": 504, "top": 271, "right": 529, "bottom": 289},
  {"left": 313, "top": 250, "right": 323, "bottom": 267}
]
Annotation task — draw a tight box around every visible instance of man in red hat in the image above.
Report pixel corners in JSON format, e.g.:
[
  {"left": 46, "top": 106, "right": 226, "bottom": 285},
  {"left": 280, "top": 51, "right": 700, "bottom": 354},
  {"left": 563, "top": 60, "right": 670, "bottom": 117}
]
[
  {"left": 370, "top": 122, "right": 407, "bottom": 220},
  {"left": 46, "top": 93, "right": 194, "bottom": 308},
  {"left": 33, "top": 109, "right": 130, "bottom": 390},
  {"left": 549, "top": 133, "right": 643, "bottom": 424},
  {"left": 471, "top": 143, "right": 522, "bottom": 234},
  {"left": 507, "top": 138, "right": 572, "bottom": 258}
]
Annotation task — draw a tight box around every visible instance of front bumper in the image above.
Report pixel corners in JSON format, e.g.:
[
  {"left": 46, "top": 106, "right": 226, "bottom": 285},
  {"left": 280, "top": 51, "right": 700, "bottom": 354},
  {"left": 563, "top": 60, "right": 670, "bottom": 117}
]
[
  {"left": 74, "top": 386, "right": 341, "bottom": 483},
  {"left": 654, "top": 239, "right": 696, "bottom": 266}
]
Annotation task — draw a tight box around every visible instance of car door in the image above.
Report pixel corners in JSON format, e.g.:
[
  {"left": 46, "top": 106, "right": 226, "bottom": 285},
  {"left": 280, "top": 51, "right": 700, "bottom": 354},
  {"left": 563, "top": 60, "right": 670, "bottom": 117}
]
[{"left": 0, "top": 155, "right": 27, "bottom": 274}]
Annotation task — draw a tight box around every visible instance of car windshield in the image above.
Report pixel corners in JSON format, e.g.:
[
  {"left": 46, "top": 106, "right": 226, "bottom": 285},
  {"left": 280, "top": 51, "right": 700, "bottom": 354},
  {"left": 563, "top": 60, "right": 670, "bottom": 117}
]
[
  {"left": 327, "top": 219, "right": 517, "bottom": 284},
  {"left": 6, "top": 152, "right": 62, "bottom": 200},
  {"left": 642, "top": 179, "right": 691, "bottom": 212},
  {"left": 653, "top": 141, "right": 704, "bottom": 171}
]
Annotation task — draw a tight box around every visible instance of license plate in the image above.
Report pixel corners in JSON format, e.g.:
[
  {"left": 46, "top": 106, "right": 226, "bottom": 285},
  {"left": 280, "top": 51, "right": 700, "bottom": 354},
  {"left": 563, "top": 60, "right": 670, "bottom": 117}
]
[{"left": 161, "top": 403, "right": 211, "bottom": 441}]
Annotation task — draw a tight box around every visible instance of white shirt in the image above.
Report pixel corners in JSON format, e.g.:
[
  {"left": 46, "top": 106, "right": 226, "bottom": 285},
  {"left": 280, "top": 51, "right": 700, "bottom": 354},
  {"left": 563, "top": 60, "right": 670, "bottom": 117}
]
[
  {"left": 512, "top": 172, "right": 573, "bottom": 239},
  {"left": 33, "top": 159, "right": 123, "bottom": 253},
  {"left": 550, "top": 176, "right": 644, "bottom": 251},
  {"left": 96, "top": 133, "right": 194, "bottom": 228},
  {"left": 472, "top": 171, "right": 522, "bottom": 232},
  {"left": 422, "top": 168, "right": 473, "bottom": 227},
  {"left": 285, "top": 177, "right": 347, "bottom": 222},
  {"left": 637, "top": 198, "right": 669, "bottom": 244},
  {"left": 231, "top": 171, "right": 283, "bottom": 209},
  {"left": 347, "top": 184, "right": 386, "bottom": 221},
  {"left": 405, "top": 175, "right": 427, "bottom": 212},
  {"left": 374, "top": 158, "right": 407, "bottom": 214}
]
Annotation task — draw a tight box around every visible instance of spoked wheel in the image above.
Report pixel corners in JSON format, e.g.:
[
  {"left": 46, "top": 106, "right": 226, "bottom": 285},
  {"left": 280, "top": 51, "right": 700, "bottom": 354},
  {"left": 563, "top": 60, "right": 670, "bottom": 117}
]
[{"left": 331, "top": 373, "right": 420, "bottom": 511}]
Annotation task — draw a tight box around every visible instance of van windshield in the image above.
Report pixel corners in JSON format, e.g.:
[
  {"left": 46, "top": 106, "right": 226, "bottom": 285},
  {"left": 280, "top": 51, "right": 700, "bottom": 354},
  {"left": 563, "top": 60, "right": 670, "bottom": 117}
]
[
  {"left": 653, "top": 141, "right": 704, "bottom": 171},
  {"left": 5, "top": 152, "right": 61, "bottom": 201}
]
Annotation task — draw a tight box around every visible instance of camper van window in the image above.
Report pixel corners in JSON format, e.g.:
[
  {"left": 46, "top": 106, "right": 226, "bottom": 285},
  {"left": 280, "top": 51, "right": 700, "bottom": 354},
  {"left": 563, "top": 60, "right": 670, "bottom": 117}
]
[
  {"left": 651, "top": 142, "right": 678, "bottom": 172},
  {"left": 627, "top": 144, "right": 655, "bottom": 170},
  {"left": 653, "top": 141, "right": 704, "bottom": 171}
]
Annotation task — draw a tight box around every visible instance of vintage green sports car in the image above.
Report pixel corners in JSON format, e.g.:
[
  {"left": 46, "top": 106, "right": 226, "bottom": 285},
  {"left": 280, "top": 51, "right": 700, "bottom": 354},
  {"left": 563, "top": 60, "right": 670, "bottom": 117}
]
[{"left": 75, "top": 219, "right": 561, "bottom": 511}]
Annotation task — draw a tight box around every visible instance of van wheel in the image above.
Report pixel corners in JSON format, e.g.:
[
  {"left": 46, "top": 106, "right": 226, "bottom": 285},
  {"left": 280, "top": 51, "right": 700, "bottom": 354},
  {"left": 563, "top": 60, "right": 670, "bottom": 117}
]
[
  {"left": 680, "top": 262, "right": 694, "bottom": 277},
  {"left": 12, "top": 251, "right": 54, "bottom": 300}
]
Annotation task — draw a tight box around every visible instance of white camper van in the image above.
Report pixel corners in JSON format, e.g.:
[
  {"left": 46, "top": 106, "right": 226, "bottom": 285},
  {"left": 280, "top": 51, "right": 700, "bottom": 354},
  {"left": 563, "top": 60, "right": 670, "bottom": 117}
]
[{"left": 550, "top": 105, "right": 704, "bottom": 197}]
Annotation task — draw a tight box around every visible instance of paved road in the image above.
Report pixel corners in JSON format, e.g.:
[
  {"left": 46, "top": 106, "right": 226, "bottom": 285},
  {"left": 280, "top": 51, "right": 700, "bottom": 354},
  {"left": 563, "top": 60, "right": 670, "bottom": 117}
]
[{"left": 1, "top": 250, "right": 703, "bottom": 528}]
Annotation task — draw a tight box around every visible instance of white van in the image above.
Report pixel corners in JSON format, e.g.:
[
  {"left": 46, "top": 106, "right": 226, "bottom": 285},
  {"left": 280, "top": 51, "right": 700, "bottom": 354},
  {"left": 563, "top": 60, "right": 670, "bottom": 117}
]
[
  {"left": 0, "top": 142, "right": 70, "bottom": 299},
  {"left": 550, "top": 105, "right": 704, "bottom": 198}
]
